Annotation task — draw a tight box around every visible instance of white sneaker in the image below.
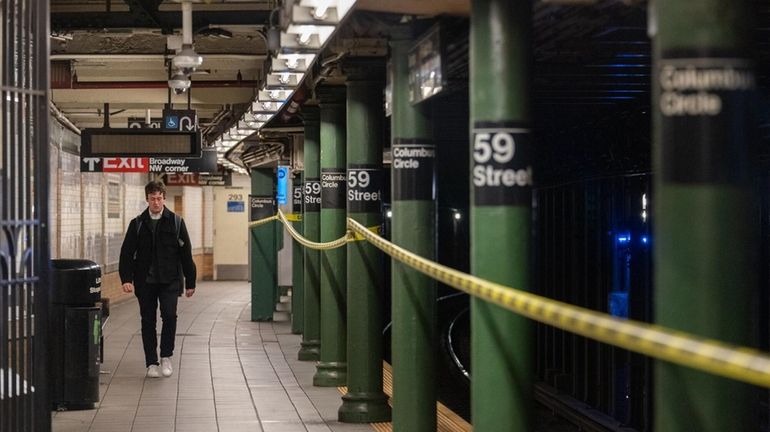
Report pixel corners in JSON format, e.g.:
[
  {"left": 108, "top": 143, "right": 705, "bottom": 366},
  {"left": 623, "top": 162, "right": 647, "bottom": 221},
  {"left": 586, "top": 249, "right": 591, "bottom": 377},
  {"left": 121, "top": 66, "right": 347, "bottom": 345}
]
[
  {"left": 146, "top": 364, "right": 161, "bottom": 378},
  {"left": 160, "top": 357, "right": 173, "bottom": 377}
]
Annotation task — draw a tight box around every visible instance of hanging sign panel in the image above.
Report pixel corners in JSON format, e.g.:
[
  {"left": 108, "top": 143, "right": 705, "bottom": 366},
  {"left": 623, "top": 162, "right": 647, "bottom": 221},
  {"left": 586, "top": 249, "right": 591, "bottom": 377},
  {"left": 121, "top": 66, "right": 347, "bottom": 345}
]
[
  {"left": 80, "top": 149, "right": 217, "bottom": 173},
  {"left": 163, "top": 109, "right": 198, "bottom": 132},
  {"left": 164, "top": 173, "right": 200, "bottom": 186},
  {"left": 80, "top": 128, "right": 201, "bottom": 157},
  {"left": 276, "top": 166, "right": 289, "bottom": 205},
  {"left": 127, "top": 117, "right": 163, "bottom": 129}
]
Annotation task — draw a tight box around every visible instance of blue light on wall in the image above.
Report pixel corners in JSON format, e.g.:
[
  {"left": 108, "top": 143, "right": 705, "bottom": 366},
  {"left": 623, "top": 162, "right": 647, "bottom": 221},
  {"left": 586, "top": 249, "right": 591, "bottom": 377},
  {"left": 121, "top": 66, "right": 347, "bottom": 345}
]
[
  {"left": 276, "top": 165, "right": 289, "bottom": 205},
  {"left": 616, "top": 233, "right": 631, "bottom": 243},
  {"left": 609, "top": 291, "right": 629, "bottom": 318}
]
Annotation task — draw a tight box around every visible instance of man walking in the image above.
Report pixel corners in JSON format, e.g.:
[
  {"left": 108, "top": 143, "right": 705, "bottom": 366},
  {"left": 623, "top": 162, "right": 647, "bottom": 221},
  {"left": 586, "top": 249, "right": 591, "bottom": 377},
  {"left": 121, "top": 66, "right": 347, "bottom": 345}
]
[{"left": 119, "top": 180, "right": 196, "bottom": 378}]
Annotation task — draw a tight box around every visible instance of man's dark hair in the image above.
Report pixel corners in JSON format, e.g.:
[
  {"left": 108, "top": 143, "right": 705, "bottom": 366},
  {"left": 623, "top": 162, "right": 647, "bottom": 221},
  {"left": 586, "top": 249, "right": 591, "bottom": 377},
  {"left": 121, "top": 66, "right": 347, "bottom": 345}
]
[{"left": 145, "top": 180, "right": 166, "bottom": 198}]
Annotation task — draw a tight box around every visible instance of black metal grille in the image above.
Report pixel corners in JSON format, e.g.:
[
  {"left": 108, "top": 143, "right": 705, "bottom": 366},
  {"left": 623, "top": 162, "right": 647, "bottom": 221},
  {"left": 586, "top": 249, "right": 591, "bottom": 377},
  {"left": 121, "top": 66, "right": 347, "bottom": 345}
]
[
  {"left": 534, "top": 175, "right": 653, "bottom": 431},
  {"left": 1, "top": 1, "right": 51, "bottom": 431}
]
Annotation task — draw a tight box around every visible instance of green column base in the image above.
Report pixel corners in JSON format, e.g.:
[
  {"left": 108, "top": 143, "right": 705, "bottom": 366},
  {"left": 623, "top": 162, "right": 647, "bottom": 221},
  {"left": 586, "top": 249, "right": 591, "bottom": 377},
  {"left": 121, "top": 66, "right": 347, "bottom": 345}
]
[
  {"left": 338, "top": 392, "right": 391, "bottom": 423},
  {"left": 313, "top": 361, "right": 347, "bottom": 387},
  {"left": 298, "top": 340, "right": 320, "bottom": 361}
]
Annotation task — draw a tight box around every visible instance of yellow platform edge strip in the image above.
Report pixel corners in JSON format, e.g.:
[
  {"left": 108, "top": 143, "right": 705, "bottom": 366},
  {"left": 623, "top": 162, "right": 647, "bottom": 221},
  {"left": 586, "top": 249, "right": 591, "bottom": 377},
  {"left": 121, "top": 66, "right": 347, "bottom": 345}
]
[{"left": 337, "top": 362, "right": 472, "bottom": 432}]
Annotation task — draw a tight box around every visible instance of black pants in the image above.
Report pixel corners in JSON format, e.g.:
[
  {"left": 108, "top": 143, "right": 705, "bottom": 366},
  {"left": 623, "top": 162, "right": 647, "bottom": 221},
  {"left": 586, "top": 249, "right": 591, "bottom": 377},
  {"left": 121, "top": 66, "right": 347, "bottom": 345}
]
[{"left": 136, "top": 281, "right": 179, "bottom": 367}]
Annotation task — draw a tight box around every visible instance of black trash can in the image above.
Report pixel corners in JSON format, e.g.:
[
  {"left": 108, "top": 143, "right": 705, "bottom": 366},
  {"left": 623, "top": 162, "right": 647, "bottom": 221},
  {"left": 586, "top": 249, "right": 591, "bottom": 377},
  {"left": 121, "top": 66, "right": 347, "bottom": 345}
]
[{"left": 49, "top": 259, "right": 102, "bottom": 410}]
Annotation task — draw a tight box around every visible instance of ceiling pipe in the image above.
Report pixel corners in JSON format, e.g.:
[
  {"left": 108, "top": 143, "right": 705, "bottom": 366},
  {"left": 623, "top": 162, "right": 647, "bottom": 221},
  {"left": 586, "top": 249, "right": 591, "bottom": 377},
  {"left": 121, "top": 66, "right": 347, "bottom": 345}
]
[
  {"left": 49, "top": 101, "right": 81, "bottom": 135},
  {"left": 50, "top": 54, "right": 265, "bottom": 61},
  {"left": 63, "top": 79, "right": 260, "bottom": 89},
  {"left": 280, "top": 85, "right": 307, "bottom": 122},
  {"left": 182, "top": 1, "right": 193, "bottom": 45}
]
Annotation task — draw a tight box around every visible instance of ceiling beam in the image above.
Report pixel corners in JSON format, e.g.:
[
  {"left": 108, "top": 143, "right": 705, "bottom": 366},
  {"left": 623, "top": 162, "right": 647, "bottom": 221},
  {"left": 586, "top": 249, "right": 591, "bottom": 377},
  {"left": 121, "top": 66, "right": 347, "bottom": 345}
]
[
  {"left": 125, "top": 0, "right": 163, "bottom": 29},
  {"left": 51, "top": 10, "right": 270, "bottom": 32}
]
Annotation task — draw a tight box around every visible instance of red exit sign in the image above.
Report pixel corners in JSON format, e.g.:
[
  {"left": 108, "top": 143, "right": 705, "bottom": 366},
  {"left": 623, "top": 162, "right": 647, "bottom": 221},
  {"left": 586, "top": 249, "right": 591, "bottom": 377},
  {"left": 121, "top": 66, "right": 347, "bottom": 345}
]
[{"left": 165, "top": 173, "right": 200, "bottom": 186}]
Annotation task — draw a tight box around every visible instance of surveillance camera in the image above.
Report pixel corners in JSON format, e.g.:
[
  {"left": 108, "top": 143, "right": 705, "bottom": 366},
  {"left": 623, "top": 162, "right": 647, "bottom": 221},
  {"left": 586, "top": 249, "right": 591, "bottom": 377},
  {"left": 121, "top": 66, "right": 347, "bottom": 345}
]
[
  {"left": 172, "top": 45, "right": 203, "bottom": 74},
  {"left": 168, "top": 72, "right": 191, "bottom": 94}
]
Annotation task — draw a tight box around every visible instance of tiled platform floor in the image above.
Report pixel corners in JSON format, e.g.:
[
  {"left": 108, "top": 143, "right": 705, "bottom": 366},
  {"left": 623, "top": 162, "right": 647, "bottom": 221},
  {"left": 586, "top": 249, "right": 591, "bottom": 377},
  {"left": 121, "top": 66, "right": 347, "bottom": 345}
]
[{"left": 52, "top": 281, "right": 373, "bottom": 432}]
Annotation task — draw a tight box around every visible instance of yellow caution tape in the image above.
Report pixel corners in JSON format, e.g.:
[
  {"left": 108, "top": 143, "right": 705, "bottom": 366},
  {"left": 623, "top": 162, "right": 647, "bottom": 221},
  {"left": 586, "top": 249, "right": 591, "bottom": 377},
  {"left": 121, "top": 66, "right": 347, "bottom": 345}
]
[
  {"left": 285, "top": 213, "right": 303, "bottom": 222},
  {"left": 247, "top": 215, "right": 279, "bottom": 228},
  {"left": 347, "top": 217, "right": 770, "bottom": 389},
  {"left": 350, "top": 224, "right": 381, "bottom": 241},
  {"left": 277, "top": 210, "right": 349, "bottom": 250},
  {"left": 249, "top": 211, "right": 380, "bottom": 250}
]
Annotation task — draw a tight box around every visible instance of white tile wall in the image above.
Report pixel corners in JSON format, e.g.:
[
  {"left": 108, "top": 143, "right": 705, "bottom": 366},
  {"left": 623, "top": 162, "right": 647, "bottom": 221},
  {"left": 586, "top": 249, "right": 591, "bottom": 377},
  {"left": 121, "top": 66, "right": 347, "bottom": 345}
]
[
  {"left": 104, "top": 174, "right": 123, "bottom": 271},
  {"left": 49, "top": 119, "right": 153, "bottom": 273},
  {"left": 59, "top": 152, "right": 82, "bottom": 258},
  {"left": 203, "top": 186, "right": 214, "bottom": 250},
  {"left": 48, "top": 144, "right": 59, "bottom": 259},
  {"left": 124, "top": 174, "right": 149, "bottom": 222},
  {"left": 182, "top": 186, "right": 203, "bottom": 252},
  {"left": 82, "top": 174, "right": 104, "bottom": 266}
]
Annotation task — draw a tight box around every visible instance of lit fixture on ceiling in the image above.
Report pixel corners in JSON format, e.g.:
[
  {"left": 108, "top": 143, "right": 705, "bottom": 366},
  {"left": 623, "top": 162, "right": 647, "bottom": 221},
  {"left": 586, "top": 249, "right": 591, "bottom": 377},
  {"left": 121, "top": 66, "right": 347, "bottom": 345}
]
[
  {"left": 210, "top": 0, "right": 359, "bottom": 159},
  {"left": 168, "top": 72, "right": 191, "bottom": 95}
]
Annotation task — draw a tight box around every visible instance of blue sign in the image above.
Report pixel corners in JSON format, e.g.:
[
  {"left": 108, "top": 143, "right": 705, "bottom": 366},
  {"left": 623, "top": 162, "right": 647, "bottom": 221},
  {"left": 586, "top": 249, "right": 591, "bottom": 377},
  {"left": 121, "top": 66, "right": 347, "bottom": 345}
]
[
  {"left": 227, "top": 201, "right": 245, "bottom": 212},
  {"left": 165, "top": 115, "right": 179, "bottom": 129},
  {"left": 276, "top": 165, "right": 289, "bottom": 205}
]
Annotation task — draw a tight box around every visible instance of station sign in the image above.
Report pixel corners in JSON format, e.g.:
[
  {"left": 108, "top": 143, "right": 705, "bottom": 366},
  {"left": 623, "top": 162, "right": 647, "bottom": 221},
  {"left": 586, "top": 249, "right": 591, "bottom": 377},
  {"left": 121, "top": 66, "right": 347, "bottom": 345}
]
[
  {"left": 163, "top": 109, "right": 198, "bottom": 132},
  {"left": 127, "top": 117, "right": 163, "bottom": 129},
  {"left": 80, "top": 149, "right": 217, "bottom": 173},
  {"left": 80, "top": 128, "right": 201, "bottom": 157},
  {"left": 250, "top": 195, "right": 275, "bottom": 221},
  {"left": 162, "top": 171, "right": 233, "bottom": 186},
  {"left": 276, "top": 166, "right": 289, "bottom": 205},
  {"left": 164, "top": 173, "right": 200, "bottom": 186}
]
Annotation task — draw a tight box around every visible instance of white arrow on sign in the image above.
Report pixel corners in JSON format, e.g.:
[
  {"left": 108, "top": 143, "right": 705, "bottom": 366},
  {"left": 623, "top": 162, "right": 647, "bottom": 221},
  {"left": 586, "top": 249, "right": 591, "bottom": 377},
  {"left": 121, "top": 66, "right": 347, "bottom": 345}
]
[{"left": 180, "top": 116, "right": 196, "bottom": 131}]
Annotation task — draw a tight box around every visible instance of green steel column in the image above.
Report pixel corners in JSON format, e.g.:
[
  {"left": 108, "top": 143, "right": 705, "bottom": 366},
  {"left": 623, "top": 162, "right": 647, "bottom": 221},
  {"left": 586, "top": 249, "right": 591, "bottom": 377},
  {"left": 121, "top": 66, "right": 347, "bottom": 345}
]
[
  {"left": 315, "top": 86, "right": 348, "bottom": 386},
  {"left": 390, "top": 26, "right": 437, "bottom": 432},
  {"left": 653, "top": 1, "right": 756, "bottom": 430},
  {"left": 339, "top": 61, "right": 391, "bottom": 423},
  {"left": 299, "top": 106, "right": 322, "bottom": 361},
  {"left": 470, "top": 1, "right": 534, "bottom": 431},
  {"left": 291, "top": 173, "right": 305, "bottom": 334},
  {"left": 250, "top": 168, "right": 278, "bottom": 321}
]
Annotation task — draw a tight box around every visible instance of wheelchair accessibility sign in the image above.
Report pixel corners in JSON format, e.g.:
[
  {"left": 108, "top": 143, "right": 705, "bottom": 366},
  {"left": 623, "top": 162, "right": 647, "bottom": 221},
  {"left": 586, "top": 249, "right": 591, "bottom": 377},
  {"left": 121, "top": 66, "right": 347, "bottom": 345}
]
[{"left": 165, "top": 116, "right": 179, "bottom": 129}]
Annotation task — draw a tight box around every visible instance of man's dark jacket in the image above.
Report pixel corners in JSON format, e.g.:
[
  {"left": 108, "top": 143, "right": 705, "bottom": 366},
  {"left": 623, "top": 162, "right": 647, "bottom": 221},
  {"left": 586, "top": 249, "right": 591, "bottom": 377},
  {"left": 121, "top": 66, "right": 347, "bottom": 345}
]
[{"left": 119, "top": 206, "right": 196, "bottom": 290}]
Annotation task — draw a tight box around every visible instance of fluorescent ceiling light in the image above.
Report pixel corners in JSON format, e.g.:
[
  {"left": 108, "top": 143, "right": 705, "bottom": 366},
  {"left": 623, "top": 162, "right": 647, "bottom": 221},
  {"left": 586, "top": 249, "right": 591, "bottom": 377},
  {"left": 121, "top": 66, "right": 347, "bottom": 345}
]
[{"left": 252, "top": 101, "right": 282, "bottom": 113}]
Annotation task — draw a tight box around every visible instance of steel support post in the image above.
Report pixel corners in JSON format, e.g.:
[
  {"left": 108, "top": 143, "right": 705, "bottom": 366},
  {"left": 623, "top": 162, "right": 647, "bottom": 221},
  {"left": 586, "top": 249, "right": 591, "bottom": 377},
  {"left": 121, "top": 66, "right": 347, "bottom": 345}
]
[
  {"left": 315, "top": 86, "right": 348, "bottom": 386},
  {"left": 653, "top": 1, "right": 757, "bottom": 430},
  {"left": 299, "top": 106, "right": 322, "bottom": 361},
  {"left": 390, "top": 25, "right": 437, "bottom": 432},
  {"left": 291, "top": 172, "right": 305, "bottom": 334},
  {"left": 250, "top": 168, "right": 278, "bottom": 321},
  {"left": 339, "top": 61, "right": 391, "bottom": 423},
  {"left": 470, "top": 0, "right": 534, "bottom": 430}
]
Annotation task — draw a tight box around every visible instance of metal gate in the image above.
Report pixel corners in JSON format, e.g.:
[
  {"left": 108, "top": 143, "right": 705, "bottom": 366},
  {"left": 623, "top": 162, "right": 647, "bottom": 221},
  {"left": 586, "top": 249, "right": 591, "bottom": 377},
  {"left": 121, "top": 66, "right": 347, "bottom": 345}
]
[{"left": 1, "top": 0, "right": 51, "bottom": 431}]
